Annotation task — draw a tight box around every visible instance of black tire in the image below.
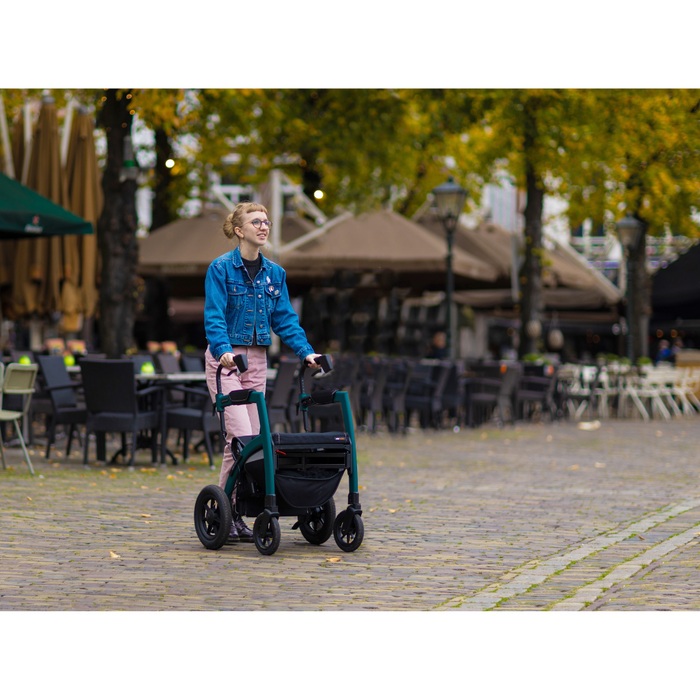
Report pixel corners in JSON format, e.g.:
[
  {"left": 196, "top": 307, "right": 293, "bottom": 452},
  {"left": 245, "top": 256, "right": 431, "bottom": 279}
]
[
  {"left": 194, "top": 485, "right": 232, "bottom": 550},
  {"left": 298, "top": 498, "right": 336, "bottom": 545},
  {"left": 253, "top": 513, "right": 281, "bottom": 555},
  {"left": 333, "top": 510, "right": 364, "bottom": 552}
]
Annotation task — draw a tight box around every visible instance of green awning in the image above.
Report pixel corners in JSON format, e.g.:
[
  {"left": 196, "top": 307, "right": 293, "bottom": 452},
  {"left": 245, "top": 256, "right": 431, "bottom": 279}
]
[{"left": 0, "top": 172, "right": 93, "bottom": 239}]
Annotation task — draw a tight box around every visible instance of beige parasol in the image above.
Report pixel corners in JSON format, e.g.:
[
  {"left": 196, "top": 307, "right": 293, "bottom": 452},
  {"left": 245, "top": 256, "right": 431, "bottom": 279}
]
[
  {"left": 12, "top": 97, "right": 68, "bottom": 317},
  {"left": 64, "top": 108, "right": 102, "bottom": 324},
  {"left": 280, "top": 210, "right": 499, "bottom": 282}
]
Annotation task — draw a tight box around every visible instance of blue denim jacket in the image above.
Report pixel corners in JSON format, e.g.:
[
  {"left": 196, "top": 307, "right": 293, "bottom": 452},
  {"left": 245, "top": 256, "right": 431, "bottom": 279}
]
[{"left": 204, "top": 246, "right": 315, "bottom": 361}]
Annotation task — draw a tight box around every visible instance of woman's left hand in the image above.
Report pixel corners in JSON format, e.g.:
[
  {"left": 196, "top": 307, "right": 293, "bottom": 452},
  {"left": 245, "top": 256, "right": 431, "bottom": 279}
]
[{"left": 304, "top": 353, "right": 323, "bottom": 370}]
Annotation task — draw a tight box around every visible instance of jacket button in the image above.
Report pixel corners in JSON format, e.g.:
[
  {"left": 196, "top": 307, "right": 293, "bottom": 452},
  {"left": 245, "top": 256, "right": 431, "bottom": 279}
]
[{"left": 258, "top": 294, "right": 262, "bottom": 298}]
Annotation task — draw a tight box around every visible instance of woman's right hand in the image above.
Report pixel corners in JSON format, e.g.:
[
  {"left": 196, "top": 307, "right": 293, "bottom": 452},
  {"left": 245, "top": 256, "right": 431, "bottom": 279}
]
[{"left": 219, "top": 352, "right": 236, "bottom": 369}]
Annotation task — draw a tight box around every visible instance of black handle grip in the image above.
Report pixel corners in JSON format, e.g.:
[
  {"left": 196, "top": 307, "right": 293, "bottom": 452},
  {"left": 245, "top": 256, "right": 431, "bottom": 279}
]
[{"left": 234, "top": 353, "right": 248, "bottom": 374}]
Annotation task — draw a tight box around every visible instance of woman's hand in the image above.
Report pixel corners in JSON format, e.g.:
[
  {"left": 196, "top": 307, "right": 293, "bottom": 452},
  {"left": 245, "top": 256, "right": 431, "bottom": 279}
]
[
  {"left": 304, "top": 353, "right": 323, "bottom": 370},
  {"left": 219, "top": 352, "right": 236, "bottom": 369}
]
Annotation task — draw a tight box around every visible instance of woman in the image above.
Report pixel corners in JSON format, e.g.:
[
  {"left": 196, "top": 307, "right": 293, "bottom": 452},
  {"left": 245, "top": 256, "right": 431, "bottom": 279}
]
[{"left": 204, "top": 201, "right": 321, "bottom": 541}]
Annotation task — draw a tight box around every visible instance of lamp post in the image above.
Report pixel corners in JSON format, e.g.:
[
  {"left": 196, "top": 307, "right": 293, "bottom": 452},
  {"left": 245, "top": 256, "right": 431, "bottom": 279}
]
[
  {"left": 432, "top": 177, "right": 468, "bottom": 357},
  {"left": 616, "top": 215, "right": 644, "bottom": 362}
]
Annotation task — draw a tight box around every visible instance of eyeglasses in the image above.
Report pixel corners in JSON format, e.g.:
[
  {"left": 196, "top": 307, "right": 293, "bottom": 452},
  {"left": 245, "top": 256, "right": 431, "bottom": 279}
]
[{"left": 246, "top": 218, "right": 272, "bottom": 230}]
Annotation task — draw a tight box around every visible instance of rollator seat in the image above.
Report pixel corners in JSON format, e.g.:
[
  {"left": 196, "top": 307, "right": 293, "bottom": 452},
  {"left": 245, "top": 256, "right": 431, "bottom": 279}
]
[{"left": 272, "top": 432, "right": 350, "bottom": 447}]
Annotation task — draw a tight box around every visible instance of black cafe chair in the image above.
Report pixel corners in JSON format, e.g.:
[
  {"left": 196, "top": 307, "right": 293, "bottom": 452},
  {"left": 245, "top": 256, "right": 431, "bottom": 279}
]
[
  {"left": 36, "top": 355, "right": 87, "bottom": 460},
  {"left": 80, "top": 359, "right": 161, "bottom": 466}
]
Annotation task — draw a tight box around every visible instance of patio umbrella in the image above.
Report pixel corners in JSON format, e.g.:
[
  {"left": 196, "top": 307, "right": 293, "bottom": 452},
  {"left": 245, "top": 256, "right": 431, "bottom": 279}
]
[
  {"left": 0, "top": 115, "right": 24, "bottom": 300},
  {"left": 280, "top": 210, "right": 499, "bottom": 281},
  {"left": 64, "top": 108, "right": 102, "bottom": 320}
]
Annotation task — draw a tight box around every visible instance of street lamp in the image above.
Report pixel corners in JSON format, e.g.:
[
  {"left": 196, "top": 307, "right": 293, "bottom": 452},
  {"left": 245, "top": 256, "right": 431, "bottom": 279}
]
[
  {"left": 432, "top": 177, "right": 468, "bottom": 357},
  {"left": 616, "top": 215, "right": 643, "bottom": 362}
]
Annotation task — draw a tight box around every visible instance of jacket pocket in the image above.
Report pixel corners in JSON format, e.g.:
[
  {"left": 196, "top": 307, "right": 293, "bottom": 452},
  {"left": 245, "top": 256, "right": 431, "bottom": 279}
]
[
  {"left": 264, "top": 283, "right": 282, "bottom": 310},
  {"left": 227, "top": 283, "right": 246, "bottom": 309}
]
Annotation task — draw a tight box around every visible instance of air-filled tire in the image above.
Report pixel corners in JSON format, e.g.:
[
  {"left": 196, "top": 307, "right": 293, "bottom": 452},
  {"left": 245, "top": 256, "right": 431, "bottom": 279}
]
[
  {"left": 333, "top": 510, "right": 364, "bottom": 552},
  {"left": 254, "top": 513, "right": 281, "bottom": 555},
  {"left": 194, "top": 485, "right": 232, "bottom": 550}
]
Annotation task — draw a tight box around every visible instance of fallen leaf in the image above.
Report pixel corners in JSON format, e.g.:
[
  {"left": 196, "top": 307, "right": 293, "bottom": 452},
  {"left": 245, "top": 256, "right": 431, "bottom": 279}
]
[
  {"left": 577, "top": 420, "right": 601, "bottom": 431},
  {"left": 140, "top": 514, "right": 151, "bottom": 518},
  {"left": 546, "top": 435, "right": 553, "bottom": 442},
  {"left": 410, "top": 480, "right": 416, "bottom": 483},
  {"left": 188, "top": 467, "right": 196, "bottom": 471},
  {"left": 389, "top": 509, "right": 398, "bottom": 513},
  {"left": 111, "top": 468, "right": 121, "bottom": 473},
  {"left": 109, "top": 551, "right": 121, "bottom": 559},
  {"left": 405, "top": 499, "right": 412, "bottom": 503},
  {"left": 376, "top": 461, "right": 383, "bottom": 466},
  {"left": 480, "top": 432, "right": 487, "bottom": 440},
  {"left": 638, "top": 534, "right": 646, "bottom": 540},
  {"left": 656, "top": 431, "right": 663, "bottom": 437},
  {"left": 90, "top": 483, "right": 97, "bottom": 486},
  {"left": 26, "top": 496, "right": 32, "bottom": 501},
  {"left": 167, "top": 475, "right": 174, "bottom": 479},
  {"left": 369, "top": 508, "right": 376, "bottom": 512},
  {"left": 399, "top": 462, "right": 406, "bottom": 467},
  {"left": 382, "top": 498, "right": 388, "bottom": 502},
  {"left": 176, "top": 471, "right": 184, "bottom": 475},
  {"left": 326, "top": 557, "right": 341, "bottom": 563},
  {"left": 109, "top": 474, "right": 117, "bottom": 479},
  {"left": 100, "top": 471, "right": 107, "bottom": 475},
  {"left": 594, "top": 462, "right": 606, "bottom": 469},
  {"left": 141, "top": 486, "right": 149, "bottom": 490},
  {"left": 570, "top": 465, "right": 579, "bottom": 470}
]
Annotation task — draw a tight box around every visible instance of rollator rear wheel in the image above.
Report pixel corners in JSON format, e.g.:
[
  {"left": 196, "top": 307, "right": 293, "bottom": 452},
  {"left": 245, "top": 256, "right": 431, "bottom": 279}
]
[
  {"left": 194, "top": 485, "right": 232, "bottom": 550},
  {"left": 298, "top": 498, "right": 336, "bottom": 545},
  {"left": 253, "top": 513, "right": 281, "bottom": 555},
  {"left": 333, "top": 510, "right": 364, "bottom": 552}
]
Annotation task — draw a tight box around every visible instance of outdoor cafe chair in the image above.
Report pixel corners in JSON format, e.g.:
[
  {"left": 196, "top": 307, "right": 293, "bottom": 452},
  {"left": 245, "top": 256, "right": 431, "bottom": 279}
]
[
  {"left": 358, "top": 357, "right": 389, "bottom": 433},
  {"left": 266, "top": 358, "right": 299, "bottom": 432},
  {"left": 515, "top": 364, "right": 558, "bottom": 422},
  {"left": 80, "top": 359, "right": 161, "bottom": 466},
  {"left": 381, "top": 358, "right": 413, "bottom": 433},
  {"left": 163, "top": 385, "right": 220, "bottom": 467},
  {"left": 464, "top": 362, "right": 518, "bottom": 428},
  {"left": 36, "top": 355, "right": 87, "bottom": 460},
  {"left": 305, "top": 355, "right": 360, "bottom": 432},
  {"left": 181, "top": 355, "right": 205, "bottom": 373},
  {"left": 8, "top": 350, "right": 53, "bottom": 445},
  {"left": 0, "top": 362, "right": 39, "bottom": 475},
  {"left": 673, "top": 367, "right": 700, "bottom": 415},
  {"left": 617, "top": 368, "right": 669, "bottom": 421}
]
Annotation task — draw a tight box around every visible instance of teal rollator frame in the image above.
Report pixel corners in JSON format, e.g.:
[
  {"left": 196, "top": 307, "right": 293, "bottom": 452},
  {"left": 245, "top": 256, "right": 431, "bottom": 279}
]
[{"left": 194, "top": 354, "right": 364, "bottom": 556}]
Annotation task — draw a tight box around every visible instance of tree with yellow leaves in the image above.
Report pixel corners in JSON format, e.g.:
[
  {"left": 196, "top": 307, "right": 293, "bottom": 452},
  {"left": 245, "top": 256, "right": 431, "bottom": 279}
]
[{"left": 563, "top": 89, "right": 700, "bottom": 360}]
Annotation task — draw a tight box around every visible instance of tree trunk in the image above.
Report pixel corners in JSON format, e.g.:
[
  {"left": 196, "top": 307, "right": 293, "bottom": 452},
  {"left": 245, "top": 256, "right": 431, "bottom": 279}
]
[
  {"left": 628, "top": 218, "right": 651, "bottom": 361},
  {"left": 97, "top": 89, "right": 139, "bottom": 358},
  {"left": 151, "top": 126, "right": 174, "bottom": 231},
  {"left": 518, "top": 107, "right": 545, "bottom": 358}
]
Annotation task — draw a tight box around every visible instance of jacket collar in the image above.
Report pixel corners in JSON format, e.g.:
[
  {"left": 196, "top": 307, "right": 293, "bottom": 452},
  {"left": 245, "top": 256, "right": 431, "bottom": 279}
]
[{"left": 231, "top": 246, "right": 270, "bottom": 271}]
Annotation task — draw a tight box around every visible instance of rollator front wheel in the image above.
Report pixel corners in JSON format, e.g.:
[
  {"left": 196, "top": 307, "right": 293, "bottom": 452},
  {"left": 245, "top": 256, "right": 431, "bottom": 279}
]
[
  {"left": 194, "top": 485, "right": 232, "bottom": 550},
  {"left": 253, "top": 513, "right": 281, "bottom": 555},
  {"left": 298, "top": 498, "right": 336, "bottom": 545},
  {"left": 333, "top": 510, "right": 364, "bottom": 552}
]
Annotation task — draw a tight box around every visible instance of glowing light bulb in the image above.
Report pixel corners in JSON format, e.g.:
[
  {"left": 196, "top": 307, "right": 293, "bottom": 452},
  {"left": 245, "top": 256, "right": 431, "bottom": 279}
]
[
  {"left": 314, "top": 190, "right": 324, "bottom": 200},
  {"left": 165, "top": 159, "right": 175, "bottom": 169}
]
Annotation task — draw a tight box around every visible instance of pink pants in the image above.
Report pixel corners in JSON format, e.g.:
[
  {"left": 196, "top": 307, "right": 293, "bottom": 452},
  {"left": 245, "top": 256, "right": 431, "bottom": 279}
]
[{"left": 205, "top": 346, "right": 268, "bottom": 494}]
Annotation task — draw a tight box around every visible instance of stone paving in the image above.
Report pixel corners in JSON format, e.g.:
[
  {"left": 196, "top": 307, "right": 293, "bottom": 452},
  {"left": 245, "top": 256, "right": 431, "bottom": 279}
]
[{"left": 1, "top": 417, "right": 699, "bottom": 610}]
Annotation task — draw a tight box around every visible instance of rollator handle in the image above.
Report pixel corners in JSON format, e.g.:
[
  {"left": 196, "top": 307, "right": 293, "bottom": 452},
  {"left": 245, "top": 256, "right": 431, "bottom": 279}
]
[
  {"left": 233, "top": 353, "right": 248, "bottom": 374},
  {"left": 304, "top": 354, "right": 333, "bottom": 376}
]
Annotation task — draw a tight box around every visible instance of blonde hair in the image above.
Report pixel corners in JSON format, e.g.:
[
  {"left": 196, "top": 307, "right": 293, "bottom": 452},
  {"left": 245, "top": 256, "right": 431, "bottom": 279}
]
[{"left": 223, "top": 202, "right": 269, "bottom": 240}]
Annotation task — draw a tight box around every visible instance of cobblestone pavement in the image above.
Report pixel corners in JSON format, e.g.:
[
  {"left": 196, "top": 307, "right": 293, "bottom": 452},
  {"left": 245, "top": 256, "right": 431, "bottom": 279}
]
[{"left": 1, "top": 418, "right": 699, "bottom": 610}]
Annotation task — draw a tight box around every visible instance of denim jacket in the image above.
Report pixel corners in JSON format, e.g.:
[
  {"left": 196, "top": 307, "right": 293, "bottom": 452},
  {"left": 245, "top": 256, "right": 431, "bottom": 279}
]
[{"left": 204, "top": 246, "right": 314, "bottom": 361}]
